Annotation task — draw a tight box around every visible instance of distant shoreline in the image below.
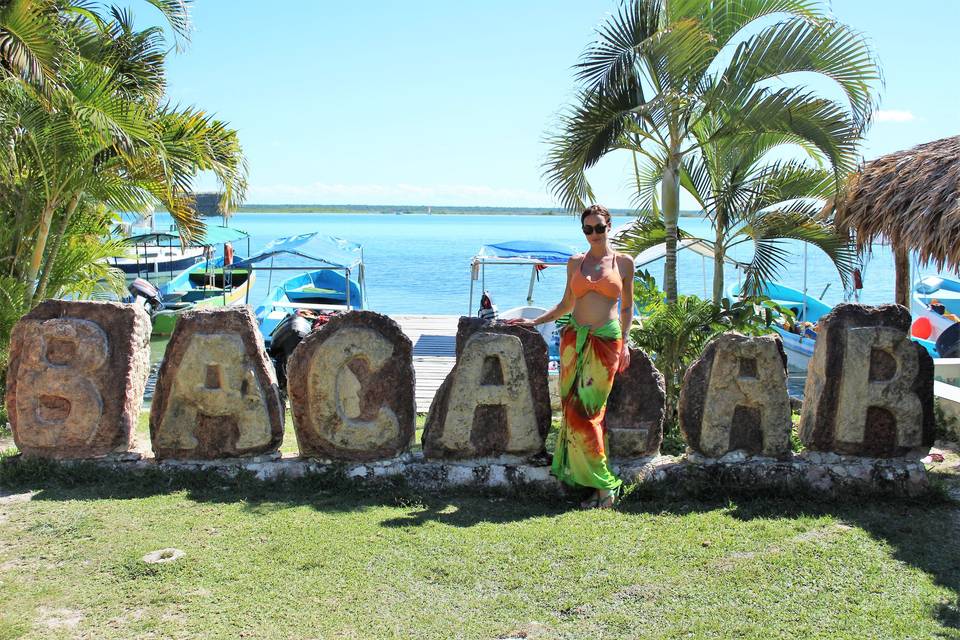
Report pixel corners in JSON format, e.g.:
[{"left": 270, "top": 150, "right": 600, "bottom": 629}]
[{"left": 223, "top": 204, "right": 705, "bottom": 217}]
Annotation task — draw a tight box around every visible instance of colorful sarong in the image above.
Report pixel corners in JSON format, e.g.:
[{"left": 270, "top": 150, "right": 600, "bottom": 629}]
[{"left": 551, "top": 314, "right": 623, "bottom": 490}]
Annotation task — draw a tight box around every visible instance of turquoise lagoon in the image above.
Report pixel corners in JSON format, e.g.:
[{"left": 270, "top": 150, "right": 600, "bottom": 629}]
[{"left": 150, "top": 210, "right": 908, "bottom": 315}]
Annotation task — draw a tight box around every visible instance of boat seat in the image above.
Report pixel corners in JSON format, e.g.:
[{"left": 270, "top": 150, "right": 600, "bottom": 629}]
[{"left": 298, "top": 286, "right": 339, "bottom": 295}]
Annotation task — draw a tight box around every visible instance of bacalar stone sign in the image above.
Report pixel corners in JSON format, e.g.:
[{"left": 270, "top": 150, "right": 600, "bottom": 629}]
[
  {"left": 680, "top": 332, "right": 792, "bottom": 458},
  {"left": 6, "top": 300, "right": 151, "bottom": 458},
  {"left": 149, "top": 308, "right": 284, "bottom": 460},
  {"left": 800, "top": 304, "right": 935, "bottom": 457},
  {"left": 422, "top": 319, "right": 551, "bottom": 459},
  {"left": 287, "top": 311, "right": 416, "bottom": 461}
]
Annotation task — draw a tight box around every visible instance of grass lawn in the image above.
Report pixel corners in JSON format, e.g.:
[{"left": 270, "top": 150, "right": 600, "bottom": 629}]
[{"left": 2, "top": 415, "right": 960, "bottom": 638}]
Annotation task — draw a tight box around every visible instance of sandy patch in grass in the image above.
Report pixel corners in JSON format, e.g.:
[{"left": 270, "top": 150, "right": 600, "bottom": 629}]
[{"left": 35, "top": 606, "right": 84, "bottom": 630}]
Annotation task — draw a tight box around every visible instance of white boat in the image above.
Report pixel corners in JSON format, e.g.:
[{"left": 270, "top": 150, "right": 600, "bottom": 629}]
[
  {"left": 468, "top": 240, "right": 582, "bottom": 363},
  {"left": 910, "top": 275, "right": 960, "bottom": 357}
]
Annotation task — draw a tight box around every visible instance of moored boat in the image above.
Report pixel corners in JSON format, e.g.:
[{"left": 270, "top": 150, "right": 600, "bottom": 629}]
[
  {"left": 241, "top": 233, "right": 367, "bottom": 391},
  {"left": 910, "top": 275, "right": 960, "bottom": 357},
  {"left": 468, "top": 240, "right": 581, "bottom": 363},
  {"left": 149, "top": 255, "right": 256, "bottom": 335},
  {"left": 730, "top": 281, "right": 832, "bottom": 370}
]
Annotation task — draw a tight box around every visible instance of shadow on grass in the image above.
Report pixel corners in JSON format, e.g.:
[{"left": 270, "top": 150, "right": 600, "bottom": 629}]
[
  {"left": 4, "top": 452, "right": 960, "bottom": 634},
  {"left": 0, "top": 453, "right": 576, "bottom": 528},
  {"left": 617, "top": 480, "right": 960, "bottom": 635}
]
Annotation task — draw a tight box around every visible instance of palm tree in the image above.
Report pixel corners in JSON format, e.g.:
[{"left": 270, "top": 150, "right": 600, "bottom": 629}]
[
  {"left": 0, "top": 3, "right": 246, "bottom": 305},
  {"left": 617, "top": 119, "right": 857, "bottom": 303},
  {"left": 544, "top": 0, "right": 879, "bottom": 302}
]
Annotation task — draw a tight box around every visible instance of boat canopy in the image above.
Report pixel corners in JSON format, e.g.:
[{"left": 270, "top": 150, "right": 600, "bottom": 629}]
[
  {"left": 235, "top": 232, "right": 363, "bottom": 269},
  {"left": 632, "top": 238, "right": 749, "bottom": 270},
  {"left": 469, "top": 240, "right": 578, "bottom": 312},
  {"left": 121, "top": 225, "right": 249, "bottom": 247},
  {"left": 472, "top": 240, "right": 578, "bottom": 266}
]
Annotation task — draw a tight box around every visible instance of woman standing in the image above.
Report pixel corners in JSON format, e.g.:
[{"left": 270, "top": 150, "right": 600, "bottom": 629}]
[{"left": 509, "top": 204, "right": 635, "bottom": 508}]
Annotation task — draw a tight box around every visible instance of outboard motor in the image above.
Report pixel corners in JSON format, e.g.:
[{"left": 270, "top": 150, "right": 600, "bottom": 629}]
[
  {"left": 268, "top": 313, "right": 312, "bottom": 398},
  {"left": 936, "top": 322, "right": 960, "bottom": 358},
  {"left": 128, "top": 278, "right": 162, "bottom": 314},
  {"left": 478, "top": 290, "right": 498, "bottom": 321}
]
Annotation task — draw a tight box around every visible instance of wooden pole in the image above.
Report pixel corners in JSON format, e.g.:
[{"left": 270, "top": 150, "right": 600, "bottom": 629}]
[{"left": 894, "top": 244, "right": 910, "bottom": 308}]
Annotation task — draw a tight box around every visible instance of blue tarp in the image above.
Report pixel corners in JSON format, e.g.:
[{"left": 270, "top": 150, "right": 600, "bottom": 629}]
[
  {"left": 474, "top": 240, "right": 577, "bottom": 265},
  {"left": 235, "top": 232, "right": 363, "bottom": 269}
]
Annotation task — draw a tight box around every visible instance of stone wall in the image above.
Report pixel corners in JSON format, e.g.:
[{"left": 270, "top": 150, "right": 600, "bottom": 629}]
[{"left": 3, "top": 304, "right": 938, "bottom": 498}]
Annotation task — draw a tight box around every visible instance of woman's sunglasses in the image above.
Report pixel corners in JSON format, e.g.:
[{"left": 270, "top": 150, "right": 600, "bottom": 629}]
[{"left": 582, "top": 223, "right": 608, "bottom": 235}]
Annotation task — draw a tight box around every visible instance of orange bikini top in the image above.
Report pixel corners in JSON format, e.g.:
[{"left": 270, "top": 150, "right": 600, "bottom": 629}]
[{"left": 570, "top": 253, "right": 622, "bottom": 300}]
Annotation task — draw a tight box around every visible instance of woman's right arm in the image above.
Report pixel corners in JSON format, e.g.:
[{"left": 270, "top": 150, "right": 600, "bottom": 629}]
[{"left": 509, "top": 259, "right": 577, "bottom": 327}]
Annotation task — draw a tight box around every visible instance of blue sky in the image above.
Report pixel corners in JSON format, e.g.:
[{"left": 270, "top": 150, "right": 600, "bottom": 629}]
[{"left": 161, "top": 1, "right": 959, "bottom": 208}]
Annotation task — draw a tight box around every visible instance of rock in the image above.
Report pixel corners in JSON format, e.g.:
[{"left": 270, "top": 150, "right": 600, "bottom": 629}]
[
  {"left": 6, "top": 300, "right": 150, "bottom": 458},
  {"left": 422, "top": 318, "right": 550, "bottom": 459},
  {"left": 805, "top": 466, "right": 833, "bottom": 492},
  {"left": 287, "top": 311, "right": 416, "bottom": 461},
  {"left": 149, "top": 308, "right": 284, "bottom": 460},
  {"left": 679, "top": 332, "right": 791, "bottom": 458},
  {"left": 142, "top": 548, "right": 185, "bottom": 564},
  {"left": 799, "top": 303, "right": 935, "bottom": 457},
  {"left": 606, "top": 347, "right": 666, "bottom": 458},
  {"left": 718, "top": 450, "right": 747, "bottom": 464}
]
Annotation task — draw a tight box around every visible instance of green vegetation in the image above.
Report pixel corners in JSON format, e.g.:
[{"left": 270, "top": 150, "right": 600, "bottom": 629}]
[
  {"left": 0, "top": 1, "right": 246, "bottom": 344},
  {"left": 546, "top": 0, "right": 879, "bottom": 303},
  {"left": 1, "top": 452, "right": 959, "bottom": 639},
  {"left": 629, "top": 270, "right": 779, "bottom": 451}
]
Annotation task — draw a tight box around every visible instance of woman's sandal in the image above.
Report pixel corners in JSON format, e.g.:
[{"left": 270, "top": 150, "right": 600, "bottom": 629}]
[
  {"left": 595, "top": 488, "right": 618, "bottom": 510},
  {"left": 579, "top": 492, "right": 599, "bottom": 510}
]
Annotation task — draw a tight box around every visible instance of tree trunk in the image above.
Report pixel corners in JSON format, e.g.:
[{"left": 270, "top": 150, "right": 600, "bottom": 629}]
[
  {"left": 712, "top": 240, "right": 725, "bottom": 304},
  {"left": 33, "top": 192, "right": 80, "bottom": 305},
  {"left": 24, "top": 201, "right": 56, "bottom": 298},
  {"left": 894, "top": 244, "right": 910, "bottom": 308},
  {"left": 662, "top": 156, "right": 681, "bottom": 303}
]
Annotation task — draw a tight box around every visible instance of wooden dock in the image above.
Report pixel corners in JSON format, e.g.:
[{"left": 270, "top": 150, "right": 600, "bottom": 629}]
[{"left": 392, "top": 314, "right": 460, "bottom": 412}]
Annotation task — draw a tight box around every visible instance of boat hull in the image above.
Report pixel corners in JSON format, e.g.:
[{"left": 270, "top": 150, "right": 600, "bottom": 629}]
[
  {"left": 151, "top": 264, "right": 255, "bottom": 336},
  {"left": 255, "top": 269, "right": 364, "bottom": 346},
  {"left": 111, "top": 247, "right": 205, "bottom": 277}
]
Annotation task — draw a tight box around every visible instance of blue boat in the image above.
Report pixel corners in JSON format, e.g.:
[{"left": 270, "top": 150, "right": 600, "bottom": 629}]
[
  {"left": 730, "top": 281, "right": 832, "bottom": 369},
  {"left": 238, "top": 233, "right": 367, "bottom": 348},
  {"left": 148, "top": 254, "right": 256, "bottom": 335}
]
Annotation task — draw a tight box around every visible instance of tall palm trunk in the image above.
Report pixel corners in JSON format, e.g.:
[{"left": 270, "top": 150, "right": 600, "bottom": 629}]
[
  {"left": 24, "top": 200, "right": 57, "bottom": 297},
  {"left": 662, "top": 152, "right": 681, "bottom": 303},
  {"left": 712, "top": 229, "right": 725, "bottom": 304},
  {"left": 32, "top": 192, "right": 80, "bottom": 304}
]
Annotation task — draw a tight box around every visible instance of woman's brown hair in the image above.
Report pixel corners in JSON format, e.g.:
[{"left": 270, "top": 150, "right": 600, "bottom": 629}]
[{"left": 580, "top": 204, "right": 611, "bottom": 225}]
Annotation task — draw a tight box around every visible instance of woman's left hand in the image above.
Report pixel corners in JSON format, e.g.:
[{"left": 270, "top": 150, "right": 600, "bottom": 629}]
[{"left": 618, "top": 342, "right": 630, "bottom": 372}]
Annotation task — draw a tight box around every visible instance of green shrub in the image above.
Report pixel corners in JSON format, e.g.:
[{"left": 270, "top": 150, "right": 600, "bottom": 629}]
[{"left": 934, "top": 399, "right": 958, "bottom": 442}]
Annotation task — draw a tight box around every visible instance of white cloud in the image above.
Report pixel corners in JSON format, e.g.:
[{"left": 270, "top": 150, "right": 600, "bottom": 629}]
[
  {"left": 247, "top": 182, "right": 556, "bottom": 207},
  {"left": 875, "top": 109, "right": 916, "bottom": 123}
]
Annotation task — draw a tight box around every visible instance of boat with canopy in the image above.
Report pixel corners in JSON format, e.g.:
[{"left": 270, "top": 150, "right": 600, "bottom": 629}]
[
  {"left": 468, "top": 240, "right": 579, "bottom": 360},
  {"left": 128, "top": 226, "right": 254, "bottom": 335},
  {"left": 112, "top": 224, "right": 249, "bottom": 283},
  {"left": 239, "top": 232, "right": 367, "bottom": 348}
]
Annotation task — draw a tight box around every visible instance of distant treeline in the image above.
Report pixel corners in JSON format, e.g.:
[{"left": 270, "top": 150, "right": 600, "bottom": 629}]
[{"left": 230, "top": 204, "right": 705, "bottom": 217}]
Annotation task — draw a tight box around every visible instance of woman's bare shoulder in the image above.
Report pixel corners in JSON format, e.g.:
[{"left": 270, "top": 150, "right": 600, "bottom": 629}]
[{"left": 616, "top": 252, "right": 634, "bottom": 271}]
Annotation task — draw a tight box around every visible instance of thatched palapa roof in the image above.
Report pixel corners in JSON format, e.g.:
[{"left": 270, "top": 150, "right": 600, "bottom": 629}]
[{"left": 835, "top": 135, "right": 960, "bottom": 270}]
